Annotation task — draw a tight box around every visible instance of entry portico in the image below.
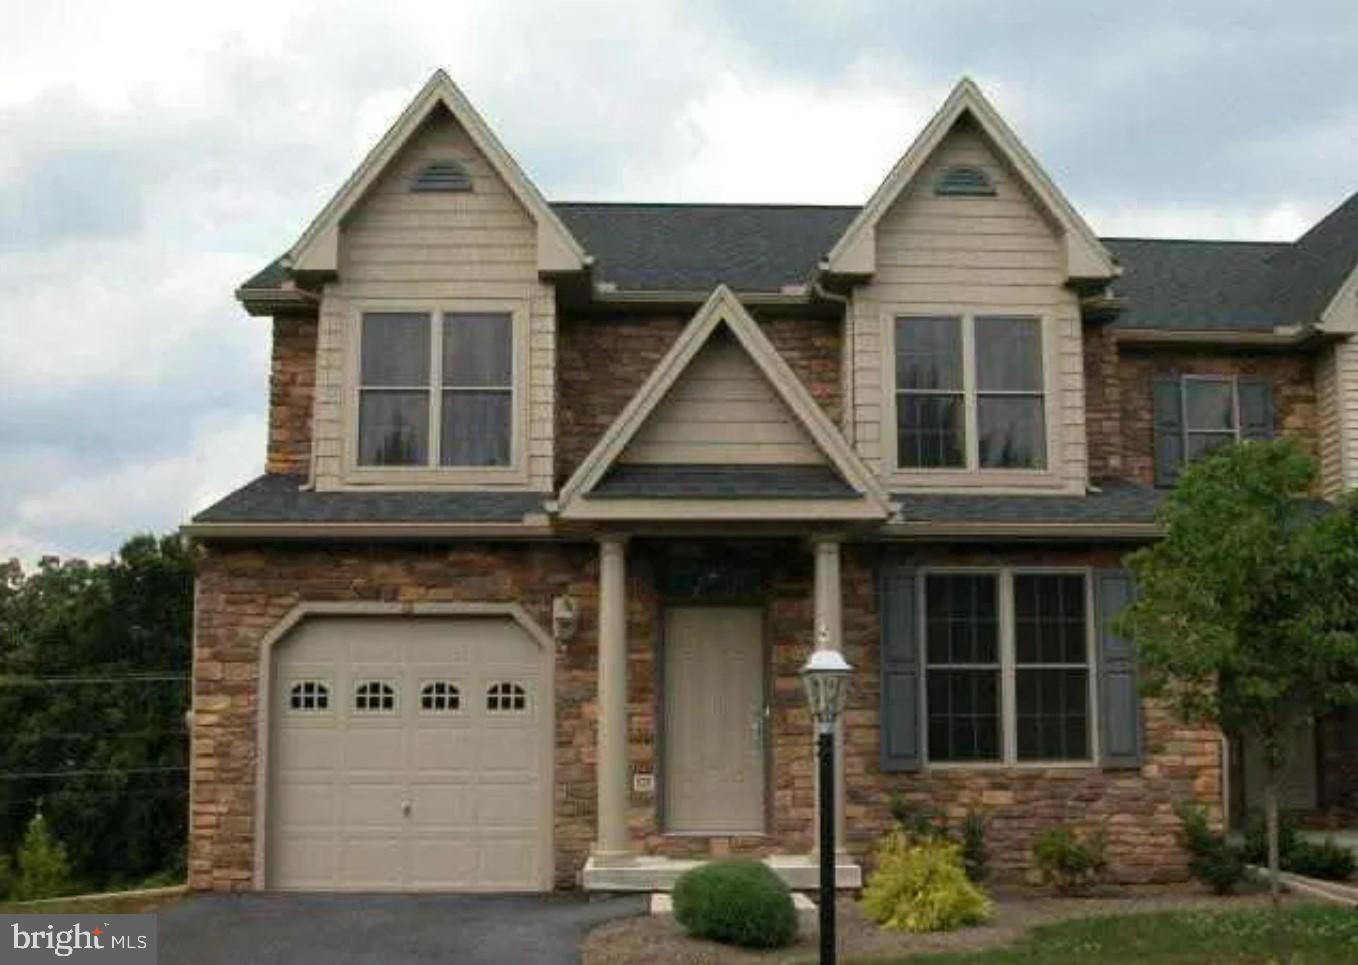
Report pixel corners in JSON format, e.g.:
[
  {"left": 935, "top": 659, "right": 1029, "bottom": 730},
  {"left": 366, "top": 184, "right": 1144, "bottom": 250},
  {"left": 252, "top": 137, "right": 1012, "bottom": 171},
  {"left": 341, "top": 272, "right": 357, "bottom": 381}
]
[{"left": 564, "top": 286, "right": 884, "bottom": 889}]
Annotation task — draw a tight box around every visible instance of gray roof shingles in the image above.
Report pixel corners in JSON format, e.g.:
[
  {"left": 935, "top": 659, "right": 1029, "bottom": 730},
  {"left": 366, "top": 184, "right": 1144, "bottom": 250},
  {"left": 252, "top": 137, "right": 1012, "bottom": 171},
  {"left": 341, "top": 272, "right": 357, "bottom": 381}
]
[
  {"left": 591, "top": 464, "right": 857, "bottom": 499},
  {"left": 192, "top": 474, "right": 545, "bottom": 524},
  {"left": 894, "top": 478, "right": 1163, "bottom": 525},
  {"left": 240, "top": 192, "right": 1358, "bottom": 331}
]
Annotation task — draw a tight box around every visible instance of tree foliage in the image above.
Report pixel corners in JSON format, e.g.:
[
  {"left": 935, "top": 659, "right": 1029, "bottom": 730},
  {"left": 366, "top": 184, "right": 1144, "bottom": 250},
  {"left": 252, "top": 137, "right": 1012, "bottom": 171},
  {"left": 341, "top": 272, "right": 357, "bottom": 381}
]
[
  {"left": 1118, "top": 439, "right": 1358, "bottom": 898},
  {"left": 12, "top": 810, "right": 74, "bottom": 901},
  {"left": 0, "top": 534, "right": 194, "bottom": 892}
]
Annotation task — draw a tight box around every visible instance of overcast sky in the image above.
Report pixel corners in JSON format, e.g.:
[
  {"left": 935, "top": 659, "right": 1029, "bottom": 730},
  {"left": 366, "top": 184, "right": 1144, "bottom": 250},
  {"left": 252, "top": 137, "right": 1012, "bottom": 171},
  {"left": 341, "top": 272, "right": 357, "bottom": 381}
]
[{"left": 2, "top": 0, "right": 1356, "bottom": 562}]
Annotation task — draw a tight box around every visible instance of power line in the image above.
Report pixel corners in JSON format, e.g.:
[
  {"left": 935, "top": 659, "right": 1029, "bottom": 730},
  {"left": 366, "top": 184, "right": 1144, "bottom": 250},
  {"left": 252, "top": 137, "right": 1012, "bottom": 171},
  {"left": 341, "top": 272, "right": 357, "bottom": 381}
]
[
  {"left": 0, "top": 766, "right": 188, "bottom": 782},
  {"left": 0, "top": 674, "right": 189, "bottom": 686}
]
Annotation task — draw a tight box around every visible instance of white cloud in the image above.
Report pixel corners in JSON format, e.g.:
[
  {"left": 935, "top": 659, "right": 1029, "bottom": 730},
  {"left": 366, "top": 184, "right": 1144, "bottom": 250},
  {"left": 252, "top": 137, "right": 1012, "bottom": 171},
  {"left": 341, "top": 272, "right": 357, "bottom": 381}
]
[{"left": 0, "top": 0, "right": 1353, "bottom": 561}]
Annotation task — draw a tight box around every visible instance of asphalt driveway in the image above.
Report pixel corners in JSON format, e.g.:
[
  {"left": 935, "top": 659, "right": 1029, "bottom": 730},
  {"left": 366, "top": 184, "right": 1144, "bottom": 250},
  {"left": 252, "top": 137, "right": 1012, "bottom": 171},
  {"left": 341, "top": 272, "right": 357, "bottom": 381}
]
[{"left": 158, "top": 892, "right": 646, "bottom": 964}]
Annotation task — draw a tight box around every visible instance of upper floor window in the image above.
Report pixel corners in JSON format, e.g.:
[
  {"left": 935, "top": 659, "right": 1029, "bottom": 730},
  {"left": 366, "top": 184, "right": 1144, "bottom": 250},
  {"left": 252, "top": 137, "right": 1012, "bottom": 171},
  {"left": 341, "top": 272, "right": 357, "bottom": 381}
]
[
  {"left": 1152, "top": 375, "right": 1274, "bottom": 487},
  {"left": 358, "top": 311, "right": 512, "bottom": 468},
  {"left": 895, "top": 315, "right": 1046, "bottom": 471}
]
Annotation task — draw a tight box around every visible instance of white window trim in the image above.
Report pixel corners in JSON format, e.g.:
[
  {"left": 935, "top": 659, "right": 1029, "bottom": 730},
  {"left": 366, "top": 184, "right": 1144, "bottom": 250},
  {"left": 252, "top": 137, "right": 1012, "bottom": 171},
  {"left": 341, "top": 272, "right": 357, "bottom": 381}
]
[
  {"left": 1180, "top": 374, "right": 1243, "bottom": 457},
  {"left": 918, "top": 566, "right": 1100, "bottom": 770},
  {"left": 340, "top": 298, "right": 530, "bottom": 488},
  {"left": 880, "top": 305, "right": 1067, "bottom": 492}
]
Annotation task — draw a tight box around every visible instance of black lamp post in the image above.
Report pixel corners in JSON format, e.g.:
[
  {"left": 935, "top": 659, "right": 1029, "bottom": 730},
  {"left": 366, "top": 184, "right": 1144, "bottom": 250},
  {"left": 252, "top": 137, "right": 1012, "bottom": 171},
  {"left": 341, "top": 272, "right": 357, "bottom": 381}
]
[{"left": 801, "top": 630, "right": 852, "bottom": 965}]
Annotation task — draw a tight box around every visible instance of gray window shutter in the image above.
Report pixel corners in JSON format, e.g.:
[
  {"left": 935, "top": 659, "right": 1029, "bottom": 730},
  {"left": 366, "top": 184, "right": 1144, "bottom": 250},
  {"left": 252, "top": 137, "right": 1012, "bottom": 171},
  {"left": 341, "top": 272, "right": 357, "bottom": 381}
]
[
  {"left": 1096, "top": 569, "right": 1142, "bottom": 768},
  {"left": 879, "top": 564, "right": 922, "bottom": 772},
  {"left": 1152, "top": 377, "right": 1185, "bottom": 487},
  {"left": 1237, "top": 378, "right": 1275, "bottom": 441}
]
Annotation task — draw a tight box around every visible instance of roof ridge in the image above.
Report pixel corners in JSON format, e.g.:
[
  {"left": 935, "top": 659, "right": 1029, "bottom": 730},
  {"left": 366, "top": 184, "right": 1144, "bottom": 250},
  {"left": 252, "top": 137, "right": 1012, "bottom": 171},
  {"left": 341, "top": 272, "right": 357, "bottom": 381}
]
[{"left": 550, "top": 200, "right": 861, "bottom": 211}]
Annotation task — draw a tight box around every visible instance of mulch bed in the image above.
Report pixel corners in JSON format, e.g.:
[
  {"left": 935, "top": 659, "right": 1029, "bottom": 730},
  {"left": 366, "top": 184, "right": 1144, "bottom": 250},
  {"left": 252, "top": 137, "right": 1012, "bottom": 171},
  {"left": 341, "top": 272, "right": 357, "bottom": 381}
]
[{"left": 582, "top": 884, "right": 1306, "bottom": 964}]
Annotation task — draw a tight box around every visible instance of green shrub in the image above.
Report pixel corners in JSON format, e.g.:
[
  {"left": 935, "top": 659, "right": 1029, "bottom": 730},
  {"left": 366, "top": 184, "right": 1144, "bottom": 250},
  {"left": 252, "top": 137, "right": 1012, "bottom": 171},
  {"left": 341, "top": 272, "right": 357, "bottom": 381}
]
[
  {"left": 1242, "top": 810, "right": 1301, "bottom": 867},
  {"left": 1176, "top": 805, "right": 1247, "bottom": 895},
  {"left": 1033, "top": 825, "right": 1108, "bottom": 895},
  {"left": 861, "top": 829, "right": 991, "bottom": 933},
  {"left": 672, "top": 859, "right": 797, "bottom": 949},
  {"left": 0, "top": 852, "right": 12, "bottom": 900},
  {"left": 1287, "top": 838, "right": 1356, "bottom": 881},
  {"left": 959, "top": 811, "right": 990, "bottom": 885},
  {"left": 13, "top": 812, "right": 74, "bottom": 901},
  {"left": 885, "top": 796, "right": 989, "bottom": 884}
]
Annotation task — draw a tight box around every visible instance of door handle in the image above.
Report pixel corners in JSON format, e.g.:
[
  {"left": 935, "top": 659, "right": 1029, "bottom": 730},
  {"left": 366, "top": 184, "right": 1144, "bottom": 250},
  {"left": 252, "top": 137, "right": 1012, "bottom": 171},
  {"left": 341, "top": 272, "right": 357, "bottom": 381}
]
[
  {"left": 751, "top": 705, "right": 770, "bottom": 748},
  {"left": 401, "top": 799, "right": 412, "bottom": 816}
]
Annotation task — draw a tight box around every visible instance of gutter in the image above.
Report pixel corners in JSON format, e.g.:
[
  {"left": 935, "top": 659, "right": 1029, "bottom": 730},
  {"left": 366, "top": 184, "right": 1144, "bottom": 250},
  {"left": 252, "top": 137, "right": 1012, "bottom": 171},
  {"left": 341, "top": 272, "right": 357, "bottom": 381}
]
[
  {"left": 1111, "top": 325, "right": 1336, "bottom": 349},
  {"left": 588, "top": 283, "right": 814, "bottom": 308},
  {"left": 234, "top": 285, "right": 319, "bottom": 317},
  {"left": 180, "top": 520, "right": 555, "bottom": 541},
  {"left": 879, "top": 520, "right": 1163, "bottom": 541}
]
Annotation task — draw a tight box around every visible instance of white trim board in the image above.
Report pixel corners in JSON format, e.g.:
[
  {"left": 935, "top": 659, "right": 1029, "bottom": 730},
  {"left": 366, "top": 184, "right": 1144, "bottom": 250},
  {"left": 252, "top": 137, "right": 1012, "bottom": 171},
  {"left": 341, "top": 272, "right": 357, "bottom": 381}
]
[
  {"left": 823, "top": 78, "right": 1116, "bottom": 283},
  {"left": 555, "top": 284, "right": 890, "bottom": 520}
]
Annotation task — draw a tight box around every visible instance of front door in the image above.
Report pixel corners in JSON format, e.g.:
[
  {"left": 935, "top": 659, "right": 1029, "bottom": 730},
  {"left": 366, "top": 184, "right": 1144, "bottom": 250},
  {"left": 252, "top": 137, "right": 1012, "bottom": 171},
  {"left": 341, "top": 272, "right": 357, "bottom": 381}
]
[{"left": 664, "top": 606, "right": 766, "bottom": 833}]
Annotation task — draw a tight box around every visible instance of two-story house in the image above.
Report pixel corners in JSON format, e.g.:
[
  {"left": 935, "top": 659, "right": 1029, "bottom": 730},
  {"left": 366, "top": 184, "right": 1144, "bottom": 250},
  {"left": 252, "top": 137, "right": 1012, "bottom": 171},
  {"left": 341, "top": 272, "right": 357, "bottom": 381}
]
[{"left": 184, "top": 71, "right": 1358, "bottom": 893}]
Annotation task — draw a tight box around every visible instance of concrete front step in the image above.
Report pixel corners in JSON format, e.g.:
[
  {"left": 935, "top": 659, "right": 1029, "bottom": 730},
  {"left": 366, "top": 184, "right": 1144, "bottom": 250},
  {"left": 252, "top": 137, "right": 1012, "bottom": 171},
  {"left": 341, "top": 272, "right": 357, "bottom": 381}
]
[{"left": 582, "top": 853, "right": 862, "bottom": 892}]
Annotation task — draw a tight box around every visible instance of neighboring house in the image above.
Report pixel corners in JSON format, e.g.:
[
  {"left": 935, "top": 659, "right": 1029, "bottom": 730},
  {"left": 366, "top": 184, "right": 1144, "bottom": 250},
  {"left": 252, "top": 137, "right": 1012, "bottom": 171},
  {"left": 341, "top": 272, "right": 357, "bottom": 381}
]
[{"left": 185, "top": 70, "right": 1358, "bottom": 894}]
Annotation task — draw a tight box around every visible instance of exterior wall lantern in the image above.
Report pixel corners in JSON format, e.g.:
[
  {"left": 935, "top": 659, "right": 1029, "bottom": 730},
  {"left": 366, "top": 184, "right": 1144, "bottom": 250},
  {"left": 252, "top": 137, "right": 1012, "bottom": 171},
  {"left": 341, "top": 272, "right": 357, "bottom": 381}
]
[
  {"left": 551, "top": 595, "right": 579, "bottom": 645},
  {"left": 801, "top": 626, "right": 852, "bottom": 965}
]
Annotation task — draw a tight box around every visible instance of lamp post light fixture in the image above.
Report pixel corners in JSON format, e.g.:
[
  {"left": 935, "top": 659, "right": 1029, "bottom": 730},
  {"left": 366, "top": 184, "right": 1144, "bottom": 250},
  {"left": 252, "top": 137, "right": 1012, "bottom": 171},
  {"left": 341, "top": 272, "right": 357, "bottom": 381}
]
[{"left": 801, "top": 627, "right": 852, "bottom": 965}]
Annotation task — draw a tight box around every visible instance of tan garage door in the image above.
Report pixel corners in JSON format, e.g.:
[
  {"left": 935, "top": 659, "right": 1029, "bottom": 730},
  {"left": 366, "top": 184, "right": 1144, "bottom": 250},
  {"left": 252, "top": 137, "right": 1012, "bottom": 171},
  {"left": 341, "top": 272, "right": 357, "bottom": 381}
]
[{"left": 267, "top": 615, "right": 551, "bottom": 891}]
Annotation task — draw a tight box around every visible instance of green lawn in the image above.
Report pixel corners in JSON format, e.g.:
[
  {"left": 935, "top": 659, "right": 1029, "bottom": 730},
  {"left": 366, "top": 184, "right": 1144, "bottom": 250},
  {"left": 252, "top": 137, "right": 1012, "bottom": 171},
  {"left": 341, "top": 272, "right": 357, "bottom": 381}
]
[{"left": 861, "top": 905, "right": 1358, "bottom": 964}]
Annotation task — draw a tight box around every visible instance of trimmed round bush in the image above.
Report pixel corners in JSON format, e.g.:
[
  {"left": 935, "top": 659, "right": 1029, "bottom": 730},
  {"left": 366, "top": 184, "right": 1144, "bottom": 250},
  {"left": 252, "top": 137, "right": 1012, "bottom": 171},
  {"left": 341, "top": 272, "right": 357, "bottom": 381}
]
[{"left": 672, "top": 859, "right": 797, "bottom": 949}]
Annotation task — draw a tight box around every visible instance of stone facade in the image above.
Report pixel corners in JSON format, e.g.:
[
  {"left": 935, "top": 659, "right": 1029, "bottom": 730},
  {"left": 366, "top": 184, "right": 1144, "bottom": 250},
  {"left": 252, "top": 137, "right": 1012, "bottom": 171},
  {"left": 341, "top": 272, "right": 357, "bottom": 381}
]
[
  {"left": 838, "top": 544, "right": 1222, "bottom": 884},
  {"left": 1114, "top": 347, "right": 1318, "bottom": 488},
  {"left": 1082, "top": 325, "right": 1123, "bottom": 479},
  {"left": 556, "top": 313, "right": 843, "bottom": 484},
  {"left": 265, "top": 314, "right": 318, "bottom": 476},
  {"left": 192, "top": 536, "right": 1222, "bottom": 892},
  {"left": 190, "top": 541, "right": 600, "bottom": 891}
]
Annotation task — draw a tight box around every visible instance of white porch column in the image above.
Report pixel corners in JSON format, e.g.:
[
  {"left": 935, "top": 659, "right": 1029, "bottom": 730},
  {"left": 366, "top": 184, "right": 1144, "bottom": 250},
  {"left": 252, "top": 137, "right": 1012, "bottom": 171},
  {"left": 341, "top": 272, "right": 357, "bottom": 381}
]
[
  {"left": 595, "top": 535, "right": 630, "bottom": 859},
  {"left": 812, "top": 536, "right": 847, "bottom": 855}
]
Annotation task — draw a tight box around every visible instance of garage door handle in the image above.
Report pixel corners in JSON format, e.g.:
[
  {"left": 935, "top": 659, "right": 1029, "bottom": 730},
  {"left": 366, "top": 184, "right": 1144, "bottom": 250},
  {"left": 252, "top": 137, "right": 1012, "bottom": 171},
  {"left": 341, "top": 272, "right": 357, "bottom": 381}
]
[{"left": 401, "top": 799, "right": 412, "bottom": 816}]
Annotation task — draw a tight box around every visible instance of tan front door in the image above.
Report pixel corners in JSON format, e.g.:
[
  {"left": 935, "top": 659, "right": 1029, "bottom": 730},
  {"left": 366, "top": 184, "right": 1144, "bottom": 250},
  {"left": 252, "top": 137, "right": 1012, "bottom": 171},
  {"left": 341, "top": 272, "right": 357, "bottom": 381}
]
[{"left": 664, "top": 606, "right": 766, "bottom": 833}]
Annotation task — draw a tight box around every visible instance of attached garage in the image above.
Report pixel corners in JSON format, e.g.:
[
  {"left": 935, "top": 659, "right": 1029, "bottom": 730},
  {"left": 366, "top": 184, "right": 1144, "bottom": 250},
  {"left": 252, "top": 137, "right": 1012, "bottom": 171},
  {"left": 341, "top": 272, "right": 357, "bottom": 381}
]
[{"left": 260, "top": 609, "right": 553, "bottom": 892}]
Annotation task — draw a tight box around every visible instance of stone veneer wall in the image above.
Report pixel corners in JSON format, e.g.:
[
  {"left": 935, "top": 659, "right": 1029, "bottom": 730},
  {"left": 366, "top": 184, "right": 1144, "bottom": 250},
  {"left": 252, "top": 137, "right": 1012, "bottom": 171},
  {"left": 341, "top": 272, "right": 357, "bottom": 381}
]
[
  {"left": 1117, "top": 347, "right": 1318, "bottom": 488},
  {"left": 265, "top": 314, "right": 318, "bottom": 476},
  {"left": 838, "top": 544, "right": 1222, "bottom": 885},
  {"left": 193, "top": 538, "right": 1218, "bottom": 891},
  {"left": 555, "top": 314, "right": 843, "bottom": 485},
  {"left": 1082, "top": 325, "right": 1123, "bottom": 479},
  {"left": 190, "top": 541, "right": 599, "bottom": 891}
]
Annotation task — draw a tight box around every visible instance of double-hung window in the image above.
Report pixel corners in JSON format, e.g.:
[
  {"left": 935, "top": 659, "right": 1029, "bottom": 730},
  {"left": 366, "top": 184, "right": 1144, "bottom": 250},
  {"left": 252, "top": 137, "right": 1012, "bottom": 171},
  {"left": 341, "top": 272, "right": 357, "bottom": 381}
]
[
  {"left": 357, "top": 311, "right": 513, "bottom": 468},
  {"left": 923, "top": 570, "right": 1094, "bottom": 765},
  {"left": 895, "top": 315, "right": 1047, "bottom": 471},
  {"left": 1152, "top": 375, "right": 1275, "bottom": 487}
]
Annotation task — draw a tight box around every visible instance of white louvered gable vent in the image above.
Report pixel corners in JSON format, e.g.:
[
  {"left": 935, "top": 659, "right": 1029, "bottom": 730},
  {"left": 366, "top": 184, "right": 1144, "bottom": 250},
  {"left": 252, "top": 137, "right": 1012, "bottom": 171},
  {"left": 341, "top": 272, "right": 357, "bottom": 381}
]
[
  {"left": 934, "top": 165, "right": 996, "bottom": 197},
  {"left": 412, "top": 159, "right": 473, "bottom": 192}
]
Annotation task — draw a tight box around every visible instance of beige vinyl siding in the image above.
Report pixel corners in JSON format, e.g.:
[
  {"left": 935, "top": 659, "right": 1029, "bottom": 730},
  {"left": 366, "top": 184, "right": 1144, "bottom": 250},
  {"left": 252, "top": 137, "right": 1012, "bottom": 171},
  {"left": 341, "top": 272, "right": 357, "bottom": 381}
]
[
  {"left": 621, "top": 333, "right": 825, "bottom": 465},
  {"left": 312, "top": 106, "right": 554, "bottom": 491},
  {"left": 1317, "top": 344, "right": 1344, "bottom": 495},
  {"left": 848, "top": 122, "right": 1087, "bottom": 493},
  {"left": 1324, "top": 338, "right": 1358, "bottom": 493}
]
